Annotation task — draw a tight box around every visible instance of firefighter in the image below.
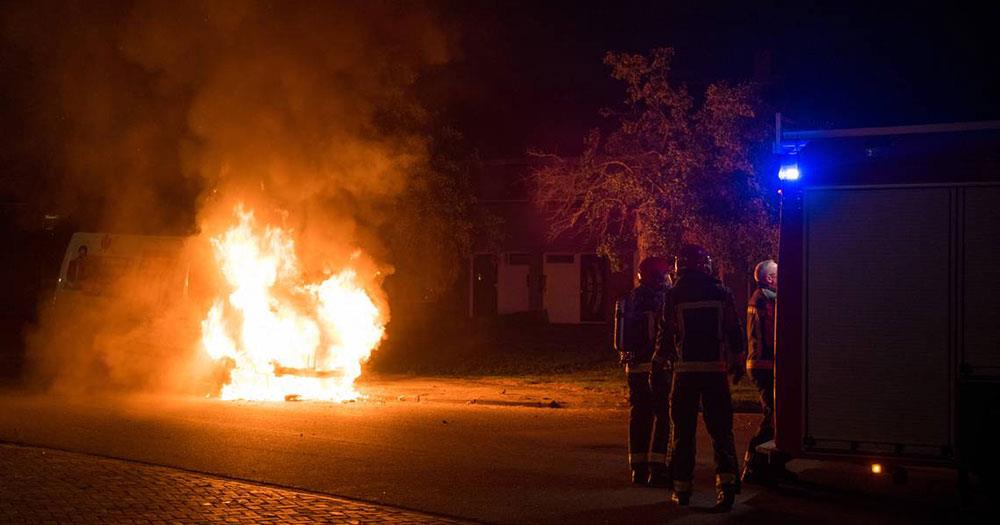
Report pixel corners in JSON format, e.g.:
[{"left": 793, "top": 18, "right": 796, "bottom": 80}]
[
  {"left": 653, "top": 244, "right": 745, "bottom": 511},
  {"left": 741, "top": 259, "right": 793, "bottom": 484},
  {"left": 614, "top": 256, "right": 672, "bottom": 486}
]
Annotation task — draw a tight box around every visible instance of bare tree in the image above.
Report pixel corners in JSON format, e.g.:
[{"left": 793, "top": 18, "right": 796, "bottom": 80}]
[{"left": 532, "top": 48, "right": 776, "bottom": 276}]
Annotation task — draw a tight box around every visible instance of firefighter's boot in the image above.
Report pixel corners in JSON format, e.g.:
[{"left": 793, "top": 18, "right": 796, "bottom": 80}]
[
  {"left": 647, "top": 463, "right": 671, "bottom": 488},
  {"left": 711, "top": 484, "right": 737, "bottom": 513},
  {"left": 742, "top": 451, "right": 798, "bottom": 486},
  {"left": 631, "top": 463, "right": 650, "bottom": 485},
  {"left": 773, "top": 464, "right": 798, "bottom": 483},
  {"left": 670, "top": 480, "right": 691, "bottom": 505},
  {"left": 741, "top": 451, "right": 763, "bottom": 485},
  {"left": 669, "top": 490, "right": 691, "bottom": 506}
]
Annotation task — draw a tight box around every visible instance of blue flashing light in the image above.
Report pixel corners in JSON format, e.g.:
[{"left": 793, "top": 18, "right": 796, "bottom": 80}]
[{"left": 778, "top": 159, "right": 800, "bottom": 181}]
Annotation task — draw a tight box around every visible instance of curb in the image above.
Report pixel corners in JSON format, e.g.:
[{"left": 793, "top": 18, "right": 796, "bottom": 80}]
[{"left": 466, "top": 398, "right": 563, "bottom": 408}]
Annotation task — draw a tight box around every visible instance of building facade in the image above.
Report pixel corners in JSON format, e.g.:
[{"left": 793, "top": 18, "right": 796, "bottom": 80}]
[{"left": 468, "top": 158, "right": 632, "bottom": 324}]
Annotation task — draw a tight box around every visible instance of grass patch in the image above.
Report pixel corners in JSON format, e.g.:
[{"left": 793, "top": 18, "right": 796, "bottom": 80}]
[{"left": 368, "top": 316, "right": 764, "bottom": 412}]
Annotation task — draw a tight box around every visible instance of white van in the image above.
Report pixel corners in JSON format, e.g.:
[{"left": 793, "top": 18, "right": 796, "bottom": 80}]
[
  {"left": 57, "top": 233, "right": 190, "bottom": 301},
  {"left": 43, "top": 232, "right": 215, "bottom": 392}
]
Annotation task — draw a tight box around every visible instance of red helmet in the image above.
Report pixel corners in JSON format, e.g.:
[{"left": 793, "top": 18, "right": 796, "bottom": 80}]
[
  {"left": 675, "top": 244, "right": 712, "bottom": 275},
  {"left": 638, "top": 256, "right": 671, "bottom": 285}
]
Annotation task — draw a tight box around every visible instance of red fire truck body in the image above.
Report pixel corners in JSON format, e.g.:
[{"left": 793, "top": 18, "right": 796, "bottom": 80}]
[{"left": 771, "top": 121, "right": 1000, "bottom": 479}]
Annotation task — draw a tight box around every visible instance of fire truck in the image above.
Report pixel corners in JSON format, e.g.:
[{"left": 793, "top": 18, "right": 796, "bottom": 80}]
[{"left": 764, "top": 118, "right": 1000, "bottom": 492}]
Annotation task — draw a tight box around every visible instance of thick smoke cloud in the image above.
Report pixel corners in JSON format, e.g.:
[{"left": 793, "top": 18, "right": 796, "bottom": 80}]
[
  {"left": 3, "top": 0, "right": 450, "bottom": 392},
  {"left": 5, "top": 0, "right": 447, "bottom": 234}
]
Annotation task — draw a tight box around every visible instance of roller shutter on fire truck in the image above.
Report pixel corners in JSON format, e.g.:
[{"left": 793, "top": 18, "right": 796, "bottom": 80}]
[
  {"left": 795, "top": 181, "right": 1000, "bottom": 463},
  {"left": 962, "top": 186, "right": 1000, "bottom": 377},
  {"left": 801, "top": 186, "right": 956, "bottom": 458}
]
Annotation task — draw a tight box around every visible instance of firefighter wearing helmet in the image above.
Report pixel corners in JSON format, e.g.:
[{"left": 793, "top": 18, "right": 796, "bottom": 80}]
[
  {"left": 613, "top": 256, "right": 673, "bottom": 486},
  {"left": 652, "top": 244, "right": 746, "bottom": 511}
]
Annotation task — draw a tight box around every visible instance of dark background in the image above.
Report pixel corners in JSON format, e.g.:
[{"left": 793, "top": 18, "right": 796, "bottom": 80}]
[{"left": 423, "top": 1, "right": 1000, "bottom": 157}]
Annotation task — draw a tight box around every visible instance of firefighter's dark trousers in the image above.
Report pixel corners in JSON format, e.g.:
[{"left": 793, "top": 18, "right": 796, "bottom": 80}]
[
  {"left": 669, "top": 372, "right": 738, "bottom": 491},
  {"left": 627, "top": 369, "right": 671, "bottom": 468},
  {"left": 748, "top": 369, "right": 774, "bottom": 451}
]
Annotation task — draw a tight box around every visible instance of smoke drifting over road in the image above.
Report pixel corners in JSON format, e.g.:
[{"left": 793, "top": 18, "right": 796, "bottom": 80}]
[{"left": 3, "top": 0, "right": 450, "bottom": 393}]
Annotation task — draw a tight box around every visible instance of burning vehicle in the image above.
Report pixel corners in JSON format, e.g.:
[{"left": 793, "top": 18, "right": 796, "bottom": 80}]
[
  {"left": 199, "top": 204, "right": 387, "bottom": 402},
  {"left": 47, "top": 204, "right": 388, "bottom": 401}
]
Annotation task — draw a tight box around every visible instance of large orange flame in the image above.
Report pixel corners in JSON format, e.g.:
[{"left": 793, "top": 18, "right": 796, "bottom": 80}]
[{"left": 201, "top": 205, "right": 385, "bottom": 401}]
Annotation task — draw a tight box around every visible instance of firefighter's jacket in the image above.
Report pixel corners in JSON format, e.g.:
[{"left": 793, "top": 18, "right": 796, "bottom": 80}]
[
  {"left": 614, "top": 282, "right": 669, "bottom": 374},
  {"left": 653, "top": 271, "right": 745, "bottom": 373},
  {"left": 746, "top": 286, "right": 777, "bottom": 370}
]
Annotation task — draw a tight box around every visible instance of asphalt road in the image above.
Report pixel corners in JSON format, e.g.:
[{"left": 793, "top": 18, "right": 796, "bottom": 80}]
[{"left": 0, "top": 391, "right": 980, "bottom": 524}]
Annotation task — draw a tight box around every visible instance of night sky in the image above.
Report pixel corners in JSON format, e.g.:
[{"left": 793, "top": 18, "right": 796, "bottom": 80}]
[
  {"left": 426, "top": 1, "right": 1000, "bottom": 157},
  {"left": 3, "top": 1, "right": 999, "bottom": 192}
]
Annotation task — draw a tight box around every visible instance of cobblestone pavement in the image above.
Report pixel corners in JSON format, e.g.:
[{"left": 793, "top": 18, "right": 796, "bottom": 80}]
[{"left": 0, "top": 443, "right": 473, "bottom": 524}]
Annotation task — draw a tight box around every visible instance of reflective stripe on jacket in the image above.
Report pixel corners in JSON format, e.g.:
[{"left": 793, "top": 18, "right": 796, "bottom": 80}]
[{"left": 654, "top": 271, "right": 745, "bottom": 374}]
